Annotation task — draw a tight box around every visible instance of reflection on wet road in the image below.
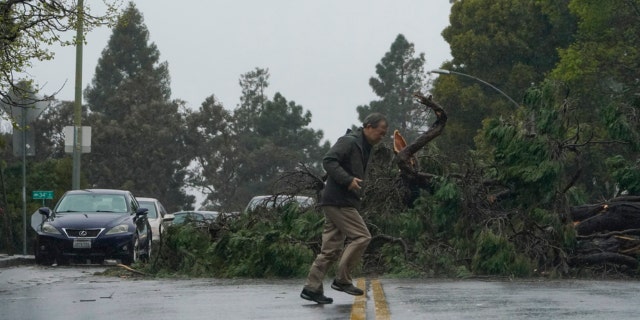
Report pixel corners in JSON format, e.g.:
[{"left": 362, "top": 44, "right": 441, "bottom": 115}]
[{"left": 2, "top": 265, "right": 640, "bottom": 319}]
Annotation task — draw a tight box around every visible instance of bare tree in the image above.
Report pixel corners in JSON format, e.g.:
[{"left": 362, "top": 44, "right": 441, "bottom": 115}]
[{"left": 0, "top": 0, "right": 119, "bottom": 112}]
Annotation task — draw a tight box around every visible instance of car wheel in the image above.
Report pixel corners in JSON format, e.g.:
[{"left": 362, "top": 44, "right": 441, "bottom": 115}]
[
  {"left": 35, "top": 251, "right": 53, "bottom": 266},
  {"left": 55, "top": 255, "right": 70, "bottom": 266},
  {"left": 139, "top": 244, "right": 150, "bottom": 263},
  {"left": 33, "top": 241, "right": 51, "bottom": 266},
  {"left": 141, "top": 232, "right": 151, "bottom": 262},
  {"left": 121, "top": 237, "right": 139, "bottom": 265}
]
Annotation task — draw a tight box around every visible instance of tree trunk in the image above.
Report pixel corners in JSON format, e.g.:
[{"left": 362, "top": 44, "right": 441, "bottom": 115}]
[
  {"left": 569, "top": 252, "right": 639, "bottom": 269},
  {"left": 569, "top": 204, "right": 605, "bottom": 222},
  {"left": 575, "top": 202, "right": 640, "bottom": 235},
  {"left": 395, "top": 93, "right": 447, "bottom": 186},
  {"left": 570, "top": 201, "right": 640, "bottom": 271}
]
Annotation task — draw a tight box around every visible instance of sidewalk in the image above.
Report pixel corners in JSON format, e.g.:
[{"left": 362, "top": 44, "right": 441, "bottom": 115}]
[{"left": 0, "top": 253, "right": 34, "bottom": 268}]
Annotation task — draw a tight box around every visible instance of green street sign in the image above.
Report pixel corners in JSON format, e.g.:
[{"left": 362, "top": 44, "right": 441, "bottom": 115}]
[{"left": 32, "top": 190, "right": 54, "bottom": 200}]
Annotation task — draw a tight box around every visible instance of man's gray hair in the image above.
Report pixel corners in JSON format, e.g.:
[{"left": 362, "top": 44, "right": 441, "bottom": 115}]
[{"left": 363, "top": 112, "right": 387, "bottom": 128}]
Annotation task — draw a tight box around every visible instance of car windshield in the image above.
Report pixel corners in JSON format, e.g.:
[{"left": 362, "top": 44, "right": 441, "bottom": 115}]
[
  {"left": 172, "top": 213, "right": 194, "bottom": 224},
  {"left": 173, "top": 211, "right": 218, "bottom": 224},
  {"left": 138, "top": 201, "right": 158, "bottom": 218},
  {"left": 245, "top": 195, "right": 314, "bottom": 212},
  {"left": 55, "top": 194, "right": 128, "bottom": 213}
]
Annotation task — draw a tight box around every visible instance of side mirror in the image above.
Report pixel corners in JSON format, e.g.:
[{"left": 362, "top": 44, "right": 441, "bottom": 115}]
[
  {"left": 163, "top": 213, "right": 175, "bottom": 222},
  {"left": 136, "top": 207, "right": 149, "bottom": 216},
  {"left": 38, "top": 207, "right": 51, "bottom": 218}
]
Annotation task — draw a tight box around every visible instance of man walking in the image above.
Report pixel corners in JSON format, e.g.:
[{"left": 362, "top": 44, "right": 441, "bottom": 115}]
[{"left": 301, "top": 113, "right": 388, "bottom": 304}]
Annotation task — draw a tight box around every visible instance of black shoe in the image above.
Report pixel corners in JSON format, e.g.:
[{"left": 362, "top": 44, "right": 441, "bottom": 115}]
[
  {"left": 300, "top": 288, "right": 333, "bottom": 304},
  {"left": 331, "top": 280, "right": 364, "bottom": 296}
]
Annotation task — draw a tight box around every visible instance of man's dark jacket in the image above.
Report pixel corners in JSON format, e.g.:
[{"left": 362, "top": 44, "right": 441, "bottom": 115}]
[{"left": 319, "top": 128, "right": 371, "bottom": 210}]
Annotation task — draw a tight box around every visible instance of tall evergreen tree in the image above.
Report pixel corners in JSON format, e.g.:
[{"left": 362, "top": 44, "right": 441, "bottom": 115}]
[
  {"left": 189, "top": 68, "right": 329, "bottom": 211},
  {"left": 230, "top": 90, "right": 328, "bottom": 208},
  {"left": 32, "top": 100, "right": 78, "bottom": 159},
  {"left": 83, "top": 2, "right": 191, "bottom": 211},
  {"left": 432, "top": 0, "right": 575, "bottom": 151},
  {"left": 184, "top": 95, "right": 235, "bottom": 210},
  {"left": 550, "top": 0, "right": 640, "bottom": 199},
  {"left": 357, "top": 34, "right": 427, "bottom": 141},
  {"left": 552, "top": 0, "right": 639, "bottom": 107},
  {"left": 85, "top": 2, "right": 170, "bottom": 121},
  {"left": 235, "top": 67, "right": 269, "bottom": 133}
]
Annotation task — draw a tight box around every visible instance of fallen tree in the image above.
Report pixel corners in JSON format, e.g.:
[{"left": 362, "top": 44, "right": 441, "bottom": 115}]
[{"left": 570, "top": 197, "right": 640, "bottom": 271}]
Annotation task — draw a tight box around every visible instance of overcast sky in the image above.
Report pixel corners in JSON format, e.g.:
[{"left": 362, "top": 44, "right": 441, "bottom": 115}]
[{"left": 27, "top": 0, "right": 453, "bottom": 144}]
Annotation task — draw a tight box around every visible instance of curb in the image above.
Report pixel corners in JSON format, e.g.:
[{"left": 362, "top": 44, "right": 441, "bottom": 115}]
[{"left": 0, "top": 255, "right": 35, "bottom": 268}]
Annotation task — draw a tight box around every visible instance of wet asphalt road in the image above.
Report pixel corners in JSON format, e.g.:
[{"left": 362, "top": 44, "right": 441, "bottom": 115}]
[{"left": 1, "top": 265, "right": 640, "bottom": 320}]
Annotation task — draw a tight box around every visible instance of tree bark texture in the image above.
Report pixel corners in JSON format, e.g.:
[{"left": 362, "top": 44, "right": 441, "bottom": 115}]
[
  {"left": 570, "top": 200, "right": 640, "bottom": 271},
  {"left": 394, "top": 93, "right": 447, "bottom": 185},
  {"left": 575, "top": 202, "right": 640, "bottom": 235}
]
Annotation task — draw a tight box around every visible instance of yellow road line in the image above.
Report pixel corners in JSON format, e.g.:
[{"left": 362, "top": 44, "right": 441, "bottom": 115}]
[
  {"left": 371, "top": 279, "right": 390, "bottom": 320},
  {"left": 349, "top": 278, "right": 367, "bottom": 320}
]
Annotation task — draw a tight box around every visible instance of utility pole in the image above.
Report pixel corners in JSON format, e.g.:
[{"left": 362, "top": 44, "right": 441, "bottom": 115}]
[
  {"left": 21, "top": 107, "right": 26, "bottom": 254},
  {"left": 72, "top": 0, "right": 84, "bottom": 190}
]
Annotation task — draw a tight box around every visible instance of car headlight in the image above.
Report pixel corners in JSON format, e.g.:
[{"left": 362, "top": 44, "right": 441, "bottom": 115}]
[
  {"left": 41, "top": 223, "right": 61, "bottom": 234},
  {"left": 106, "top": 224, "right": 129, "bottom": 235}
]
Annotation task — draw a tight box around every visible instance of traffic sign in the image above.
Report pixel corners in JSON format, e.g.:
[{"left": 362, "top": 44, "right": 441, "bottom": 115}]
[{"left": 32, "top": 190, "right": 54, "bottom": 200}]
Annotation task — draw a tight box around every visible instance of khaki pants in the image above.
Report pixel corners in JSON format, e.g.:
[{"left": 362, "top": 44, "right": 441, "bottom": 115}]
[{"left": 304, "top": 206, "right": 372, "bottom": 293}]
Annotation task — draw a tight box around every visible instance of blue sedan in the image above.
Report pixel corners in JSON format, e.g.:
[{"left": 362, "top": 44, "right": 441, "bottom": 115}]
[{"left": 33, "top": 189, "right": 151, "bottom": 265}]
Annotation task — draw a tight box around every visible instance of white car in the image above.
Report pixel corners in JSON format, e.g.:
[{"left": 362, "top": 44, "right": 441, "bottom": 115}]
[
  {"left": 136, "top": 197, "right": 169, "bottom": 242},
  {"left": 168, "top": 210, "right": 219, "bottom": 227},
  {"left": 244, "top": 195, "right": 315, "bottom": 214}
]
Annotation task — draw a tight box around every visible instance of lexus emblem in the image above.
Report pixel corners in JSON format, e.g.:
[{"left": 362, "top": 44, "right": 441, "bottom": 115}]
[{"left": 79, "top": 230, "right": 88, "bottom": 237}]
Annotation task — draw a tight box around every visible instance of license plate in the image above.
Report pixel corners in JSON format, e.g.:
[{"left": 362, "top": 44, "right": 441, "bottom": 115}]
[{"left": 73, "top": 239, "right": 92, "bottom": 249}]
